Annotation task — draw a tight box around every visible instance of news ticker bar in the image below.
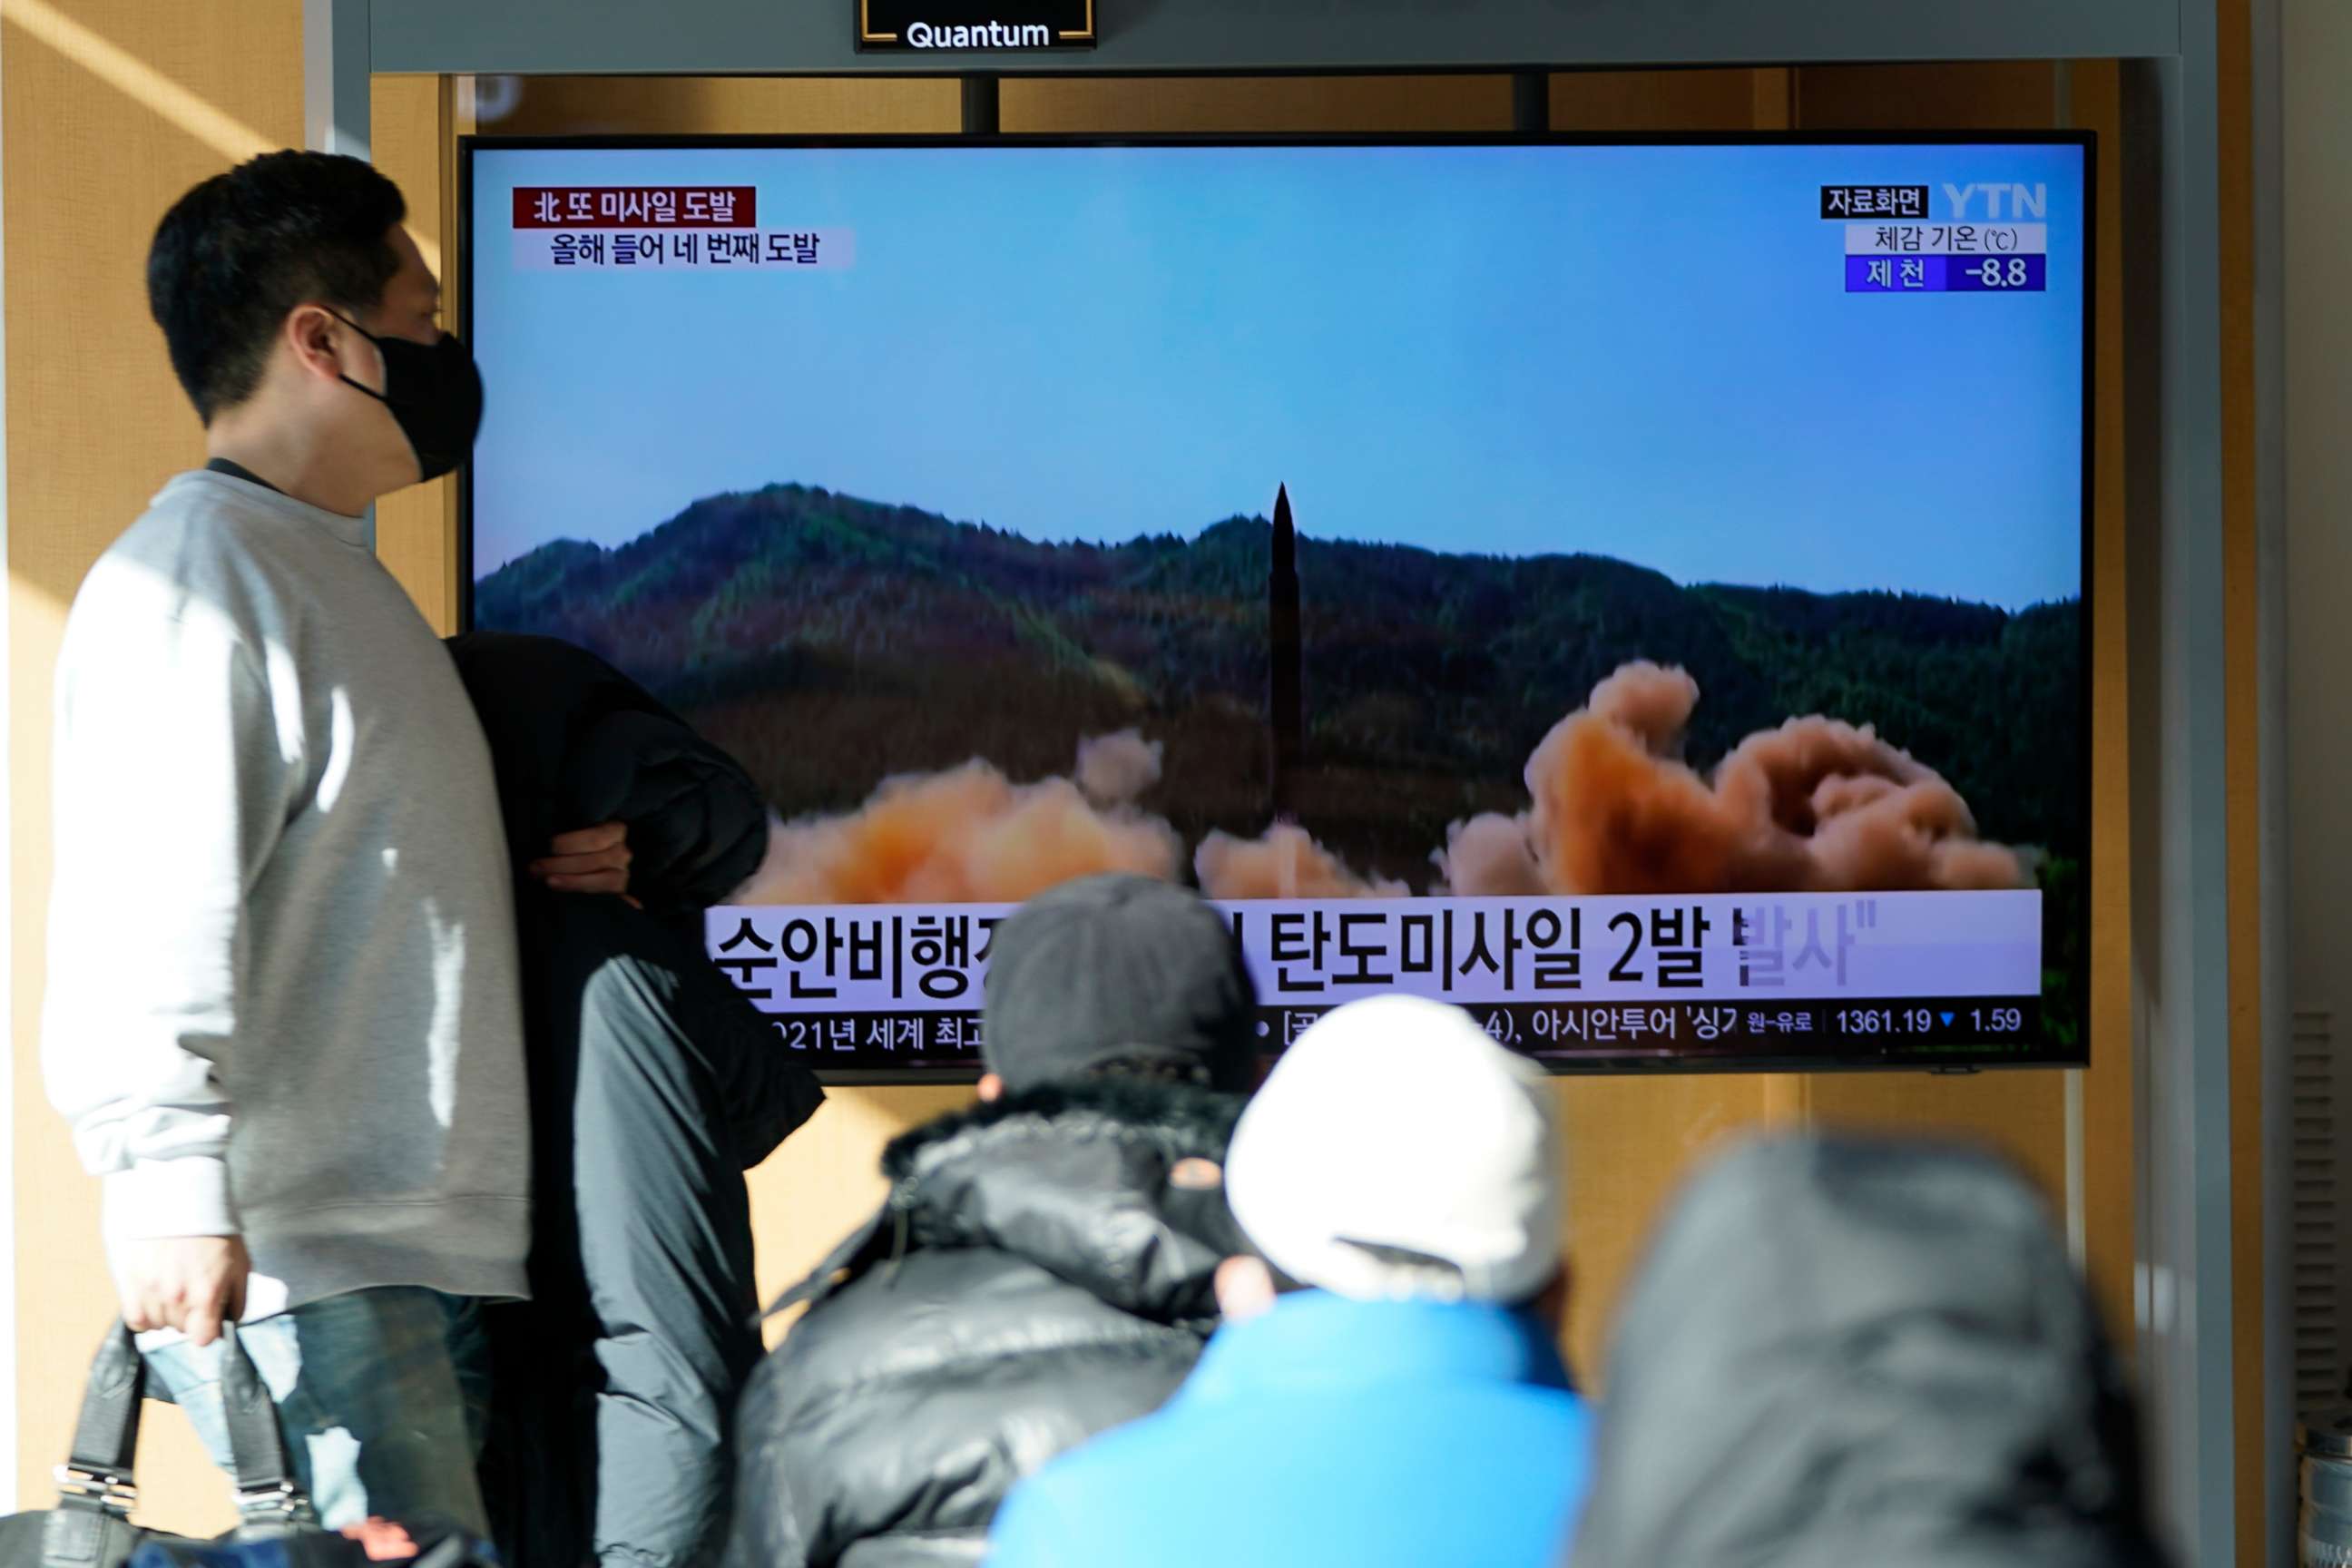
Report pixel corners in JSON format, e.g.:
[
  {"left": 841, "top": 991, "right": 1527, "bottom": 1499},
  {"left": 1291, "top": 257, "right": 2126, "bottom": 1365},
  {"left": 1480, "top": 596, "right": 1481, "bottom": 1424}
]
[
  {"left": 706, "top": 890, "right": 2043, "bottom": 1015},
  {"left": 751, "top": 995, "right": 2054, "bottom": 1069}
]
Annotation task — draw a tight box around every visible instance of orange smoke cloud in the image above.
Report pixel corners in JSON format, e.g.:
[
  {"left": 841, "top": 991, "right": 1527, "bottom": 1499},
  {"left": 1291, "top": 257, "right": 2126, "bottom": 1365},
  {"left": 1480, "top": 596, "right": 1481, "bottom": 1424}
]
[
  {"left": 727, "top": 740, "right": 1183, "bottom": 906},
  {"left": 1440, "top": 661, "right": 2027, "bottom": 897},
  {"left": 720, "top": 663, "right": 2022, "bottom": 909},
  {"left": 1196, "top": 823, "right": 1408, "bottom": 900}
]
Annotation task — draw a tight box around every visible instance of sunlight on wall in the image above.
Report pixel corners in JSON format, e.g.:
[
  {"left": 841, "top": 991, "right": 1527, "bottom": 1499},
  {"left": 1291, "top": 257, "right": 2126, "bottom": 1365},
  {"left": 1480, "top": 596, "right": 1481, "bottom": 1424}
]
[
  {"left": 0, "top": 0, "right": 270, "bottom": 162},
  {"left": 0, "top": 0, "right": 443, "bottom": 278}
]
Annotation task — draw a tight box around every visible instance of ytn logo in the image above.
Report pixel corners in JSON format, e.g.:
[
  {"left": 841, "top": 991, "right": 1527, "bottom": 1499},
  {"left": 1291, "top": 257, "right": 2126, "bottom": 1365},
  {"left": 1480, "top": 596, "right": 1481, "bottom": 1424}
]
[{"left": 1942, "top": 182, "right": 2050, "bottom": 220}]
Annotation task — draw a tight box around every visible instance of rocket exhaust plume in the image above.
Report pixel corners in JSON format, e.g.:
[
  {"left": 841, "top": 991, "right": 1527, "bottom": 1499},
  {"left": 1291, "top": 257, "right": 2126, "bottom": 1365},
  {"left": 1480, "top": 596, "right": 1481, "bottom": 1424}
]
[
  {"left": 1438, "top": 662, "right": 2029, "bottom": 897},
  {"left": 726, "top": 730, "right": 1182, "bottom": 905}
]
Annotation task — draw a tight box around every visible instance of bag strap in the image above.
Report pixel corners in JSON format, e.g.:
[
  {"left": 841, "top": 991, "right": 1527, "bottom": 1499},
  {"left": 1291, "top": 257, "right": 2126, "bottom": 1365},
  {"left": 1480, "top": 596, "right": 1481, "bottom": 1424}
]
[
  {"left": 54, "top": 1318, "right": 315, "bottom": 1526},
  {"left": 409, "top": 1531, "right": 497, "bottom": 1568},
  {"left": 760, "top": 1204, "right": 888, "bottom": 1322},
  {"left": 53, "top": 1323, "right": 144, "bottom": 1517},
  {"left": 213, "top": 1321, "right": 313, "bottom": 1525}
]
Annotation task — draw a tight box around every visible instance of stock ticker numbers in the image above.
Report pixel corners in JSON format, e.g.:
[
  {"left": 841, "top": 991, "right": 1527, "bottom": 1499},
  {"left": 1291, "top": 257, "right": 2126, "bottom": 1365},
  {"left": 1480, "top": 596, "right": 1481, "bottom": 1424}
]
[{"left": 705, "top": 891, "right": 2046, "bottom": 1070}]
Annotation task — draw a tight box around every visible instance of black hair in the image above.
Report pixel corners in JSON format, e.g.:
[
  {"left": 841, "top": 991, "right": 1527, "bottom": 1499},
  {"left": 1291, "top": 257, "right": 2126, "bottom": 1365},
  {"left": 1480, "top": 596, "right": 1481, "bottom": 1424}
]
[{"left": 146, "top": 151, "right": 407, "bottom": 424}]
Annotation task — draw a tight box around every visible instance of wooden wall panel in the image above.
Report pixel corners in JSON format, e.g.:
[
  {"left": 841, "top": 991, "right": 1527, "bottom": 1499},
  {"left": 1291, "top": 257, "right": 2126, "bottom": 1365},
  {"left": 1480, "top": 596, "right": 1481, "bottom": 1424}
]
[
  {"left": 746, "top": 1083, "right": 969, "bottom": 1338},
  {"left": 372, "top": 74, "right": 457, "bottom": 631},
  {"left": 1795, "top": 61, "right": 2060, "bottom": 130},
  {"left": 1550, "top": 67, "right": 1766, "bottom": 132},
  {"left": 2216, "top": 0, "right": 2265, "bottom": 1555},
  {"left": 1553, "top": 1073, "right": 1779, "bottom": 1377},
  {"left": 2072, "top": 58, "right": 2137, "bottom": 1351},
  {"left": 1791, "top": 1071, "right": 2072, "bottom": 1202},
  {"left": 480, "top": 74, "right": 958, "bottom": 138},
  {"left": 5, "top": 0, "right": 304, "bottom": 1532},
  {"left": 1003, "top": 74, "right": 1508, "bottom": 132}
]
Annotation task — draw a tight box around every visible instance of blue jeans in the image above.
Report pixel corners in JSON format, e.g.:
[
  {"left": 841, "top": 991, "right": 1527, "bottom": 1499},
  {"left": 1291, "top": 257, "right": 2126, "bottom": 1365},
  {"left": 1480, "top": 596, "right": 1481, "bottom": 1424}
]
[{"left": 143, "top": 1286, "right": 492, "bottom": 1531}]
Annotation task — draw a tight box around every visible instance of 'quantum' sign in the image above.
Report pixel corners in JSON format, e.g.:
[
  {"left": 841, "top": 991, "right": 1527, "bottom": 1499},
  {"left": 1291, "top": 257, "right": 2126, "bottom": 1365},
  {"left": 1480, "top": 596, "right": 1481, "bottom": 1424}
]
[{"left": 858, "top": 0, "right": 1093, "bottom": 51}]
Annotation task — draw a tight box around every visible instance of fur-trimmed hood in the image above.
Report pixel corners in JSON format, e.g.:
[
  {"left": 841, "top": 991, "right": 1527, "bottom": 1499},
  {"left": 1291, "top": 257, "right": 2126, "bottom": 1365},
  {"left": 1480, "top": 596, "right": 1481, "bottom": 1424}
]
[
  {"left": 881, "top": 1074, "right": 1240, "bottom": 1184},
  {"left": 777, "top": 1076, "right": 1246, "bottom": 1328}
]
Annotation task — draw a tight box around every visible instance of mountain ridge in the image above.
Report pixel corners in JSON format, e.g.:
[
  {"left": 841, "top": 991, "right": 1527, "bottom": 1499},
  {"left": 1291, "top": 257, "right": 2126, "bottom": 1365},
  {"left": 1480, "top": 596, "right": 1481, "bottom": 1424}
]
[{"left": 474, "top": 481, "right": 2084, "bottom": 861}]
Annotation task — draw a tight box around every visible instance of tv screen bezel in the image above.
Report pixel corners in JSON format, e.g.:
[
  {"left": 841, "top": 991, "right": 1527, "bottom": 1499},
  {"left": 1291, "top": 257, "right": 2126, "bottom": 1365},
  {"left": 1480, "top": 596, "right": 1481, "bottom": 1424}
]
[{"left": 456, "top": 129, "right": 2095, "bottom": 1080}]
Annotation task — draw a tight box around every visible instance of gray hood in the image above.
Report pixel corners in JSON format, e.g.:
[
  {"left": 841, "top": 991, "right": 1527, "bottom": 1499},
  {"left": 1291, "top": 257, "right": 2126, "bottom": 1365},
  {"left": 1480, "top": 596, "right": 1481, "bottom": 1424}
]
[{"left": 1573, "top": 1134, "right": 2168, "bottom": 1568}]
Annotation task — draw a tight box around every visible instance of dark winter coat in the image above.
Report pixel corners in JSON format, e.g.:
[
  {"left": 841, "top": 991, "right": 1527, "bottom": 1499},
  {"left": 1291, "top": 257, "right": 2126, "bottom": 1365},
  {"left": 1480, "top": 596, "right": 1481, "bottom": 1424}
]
[
  {"left": 449, "top": 632, "right": 824, "bottom": 1568},
  {"left": 1571, "top": 1134, "right": 2169, "bottom": 1568},
  {"left": 725, "top": 1076, "right": 1249, "bottom": 1568}
]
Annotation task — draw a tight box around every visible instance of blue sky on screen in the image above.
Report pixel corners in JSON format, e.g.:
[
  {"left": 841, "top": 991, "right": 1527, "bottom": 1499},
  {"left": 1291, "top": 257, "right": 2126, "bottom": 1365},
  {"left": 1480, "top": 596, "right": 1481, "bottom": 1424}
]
[{"left": 467, "top": 142, "right": 2086, "bottom": 610}]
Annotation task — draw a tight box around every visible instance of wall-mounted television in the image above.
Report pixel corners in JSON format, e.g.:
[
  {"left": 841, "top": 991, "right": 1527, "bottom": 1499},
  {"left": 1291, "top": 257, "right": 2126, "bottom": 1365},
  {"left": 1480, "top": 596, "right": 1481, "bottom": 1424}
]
[{"left": 463, "top": 133, "right": 2092, "bottom": 1076}]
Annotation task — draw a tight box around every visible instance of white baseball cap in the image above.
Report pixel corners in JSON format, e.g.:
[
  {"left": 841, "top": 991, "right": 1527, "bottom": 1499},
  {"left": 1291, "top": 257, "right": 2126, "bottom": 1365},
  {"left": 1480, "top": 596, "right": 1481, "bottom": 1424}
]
[{"left": 1225, "top": 995, "right": 1563, "bottom": 1304}]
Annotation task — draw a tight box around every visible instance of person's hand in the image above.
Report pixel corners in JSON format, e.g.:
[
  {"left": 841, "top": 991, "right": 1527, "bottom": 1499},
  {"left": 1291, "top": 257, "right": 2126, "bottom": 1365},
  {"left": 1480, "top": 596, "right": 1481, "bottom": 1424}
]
[
  {"left": 532, "top": 821, "right": 631, "bottom": 896},
  {"left": 114, "top": 1235, "right": 250, "bottom": 1345},
  {"left": 342, "top": 1519, "right": 418, "bottom": 1561}
]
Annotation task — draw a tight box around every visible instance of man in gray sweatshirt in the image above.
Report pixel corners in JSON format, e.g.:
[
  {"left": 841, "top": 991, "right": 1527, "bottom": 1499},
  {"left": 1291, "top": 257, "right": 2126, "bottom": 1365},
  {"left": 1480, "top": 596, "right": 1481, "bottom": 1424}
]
[{"left": 41, "top": 150, "right": 630, "bottom": 1530}]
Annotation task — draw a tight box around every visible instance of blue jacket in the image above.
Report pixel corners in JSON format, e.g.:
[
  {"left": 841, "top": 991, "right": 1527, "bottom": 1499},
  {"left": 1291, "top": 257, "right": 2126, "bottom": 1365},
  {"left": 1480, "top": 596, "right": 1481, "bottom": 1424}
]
[{"left": 986, "top": 1289, "right": 1593, "bottom": 1568}]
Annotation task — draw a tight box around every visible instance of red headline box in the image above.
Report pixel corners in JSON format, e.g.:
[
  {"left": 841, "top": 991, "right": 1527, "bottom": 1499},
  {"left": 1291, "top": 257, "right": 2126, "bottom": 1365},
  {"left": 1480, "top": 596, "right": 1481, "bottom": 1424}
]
[{"left": 513, "top": 187, "right": 758, "bottom": 229}]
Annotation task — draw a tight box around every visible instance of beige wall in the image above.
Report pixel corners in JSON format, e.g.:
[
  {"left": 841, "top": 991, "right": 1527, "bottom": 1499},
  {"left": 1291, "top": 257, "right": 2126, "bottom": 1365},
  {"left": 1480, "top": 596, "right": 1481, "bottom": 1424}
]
[{"left": 2, "top": 33, "right": 2157, "bottom": 1538}]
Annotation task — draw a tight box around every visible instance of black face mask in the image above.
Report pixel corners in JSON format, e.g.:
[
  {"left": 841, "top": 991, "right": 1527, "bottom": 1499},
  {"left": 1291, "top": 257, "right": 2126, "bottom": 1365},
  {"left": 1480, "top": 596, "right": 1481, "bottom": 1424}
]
[{"left": 332, "top": 312, "right": 485, "bottom": 483}]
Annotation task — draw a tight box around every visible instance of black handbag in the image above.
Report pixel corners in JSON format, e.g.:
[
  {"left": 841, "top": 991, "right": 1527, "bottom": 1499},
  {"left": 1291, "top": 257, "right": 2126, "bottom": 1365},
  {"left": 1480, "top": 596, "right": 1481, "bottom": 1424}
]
[{"left": 0, "top": 1319, "right": 324, "bottom": 1567}]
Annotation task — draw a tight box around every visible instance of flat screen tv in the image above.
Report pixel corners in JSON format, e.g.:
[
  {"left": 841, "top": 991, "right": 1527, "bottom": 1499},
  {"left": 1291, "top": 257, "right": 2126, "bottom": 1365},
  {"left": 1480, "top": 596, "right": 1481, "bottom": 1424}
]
[{"left": 463, "top": 134, "right": 2092, "bottom": 1076}]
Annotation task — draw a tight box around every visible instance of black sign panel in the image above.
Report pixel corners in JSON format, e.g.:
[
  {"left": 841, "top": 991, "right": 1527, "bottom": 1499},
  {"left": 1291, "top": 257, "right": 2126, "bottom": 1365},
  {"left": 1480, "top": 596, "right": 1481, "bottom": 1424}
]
[
  {"left": 1819, "top": 184, "right": 1931, "bottom": 219},
  {"left": 858, "top": 0, "right": 1094, "bottom": 51}
]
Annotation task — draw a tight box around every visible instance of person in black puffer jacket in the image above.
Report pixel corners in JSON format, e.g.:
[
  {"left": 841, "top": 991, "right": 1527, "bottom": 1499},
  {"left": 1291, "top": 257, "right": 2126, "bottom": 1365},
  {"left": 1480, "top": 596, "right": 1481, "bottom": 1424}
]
[
  {"left": 448, "top": 632, "right": 825, "bottom": 1568},
  {"left": 724, "top": 873, "right": 1259, "bottom": 1568}
]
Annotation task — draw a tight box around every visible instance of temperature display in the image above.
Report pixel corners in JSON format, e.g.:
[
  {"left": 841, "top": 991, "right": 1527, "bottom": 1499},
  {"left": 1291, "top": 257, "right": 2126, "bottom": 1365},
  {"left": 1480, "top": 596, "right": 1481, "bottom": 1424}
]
[
  {"left": 1847, "top": 254, "right": 2049, "bottom": 293},
  {"left": 1954, "top": 255, "right": 2047, "bottom": 291}
]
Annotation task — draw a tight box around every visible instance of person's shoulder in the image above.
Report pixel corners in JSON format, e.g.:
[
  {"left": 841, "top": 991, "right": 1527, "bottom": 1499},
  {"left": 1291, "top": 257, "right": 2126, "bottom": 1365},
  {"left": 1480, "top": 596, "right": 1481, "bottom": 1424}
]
[
  {"left": 759, "top": 1245, "right": 998, "bottom": 1398},
  {"left": 111, "top": 471, "right": 278, "bottom": 547},
  {"left": 796, "top": 1229, "right": 1164, "bottom": 1356},
  {"left": 76, "top": 474, "right": 289, "bottom": 623}
]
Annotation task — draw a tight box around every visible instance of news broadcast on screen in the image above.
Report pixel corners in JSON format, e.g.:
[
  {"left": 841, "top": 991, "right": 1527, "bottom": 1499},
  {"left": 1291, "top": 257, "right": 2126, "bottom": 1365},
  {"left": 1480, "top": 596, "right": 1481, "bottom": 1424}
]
[{"left": 463, "top": 136, "right": 2091, "bottom": 1074}]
